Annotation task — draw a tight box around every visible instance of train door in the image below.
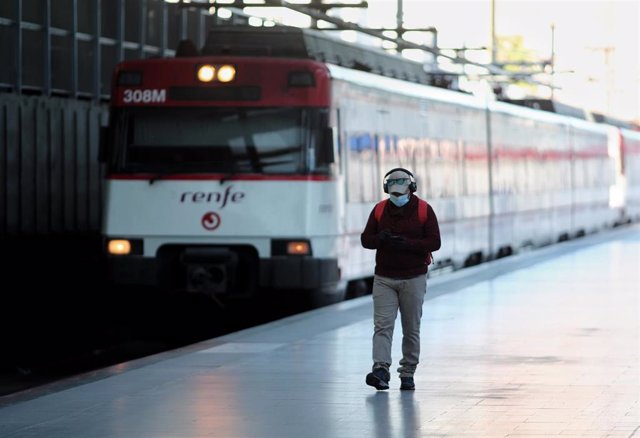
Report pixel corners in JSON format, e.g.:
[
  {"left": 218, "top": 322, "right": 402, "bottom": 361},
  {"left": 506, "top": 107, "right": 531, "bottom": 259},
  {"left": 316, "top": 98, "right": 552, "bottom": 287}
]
[
  {"left": 608, "top": 127, "right": 626, "bottom": 218},
  {"left": 619, "top": 128, "right": 640, "bottom": 220}
]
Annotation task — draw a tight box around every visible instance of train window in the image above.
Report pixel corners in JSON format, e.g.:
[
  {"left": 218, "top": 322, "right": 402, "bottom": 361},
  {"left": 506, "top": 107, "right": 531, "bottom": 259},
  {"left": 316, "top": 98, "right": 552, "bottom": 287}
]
[
  {"left": 109, "top": 107, "right": 330, "bottom": 175},
  {"left": 306, "top": 109, "right": 334, "bottom": 173},
  {"left": 347, "top": 132, "right": 378, "bottom": 202}
]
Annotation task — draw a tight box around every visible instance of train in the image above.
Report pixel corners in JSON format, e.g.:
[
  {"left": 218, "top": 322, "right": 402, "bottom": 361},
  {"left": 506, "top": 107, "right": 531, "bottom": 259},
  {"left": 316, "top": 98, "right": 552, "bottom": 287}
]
[{"left": 99, "top": 25, "right": 640, "bottom": 304}]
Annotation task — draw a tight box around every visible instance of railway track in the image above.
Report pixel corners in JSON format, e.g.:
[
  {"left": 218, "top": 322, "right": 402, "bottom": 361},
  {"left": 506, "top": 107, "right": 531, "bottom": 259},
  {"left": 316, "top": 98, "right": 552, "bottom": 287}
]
[{"left": 0, "top": 284, "right": 315, "bottom": 398}]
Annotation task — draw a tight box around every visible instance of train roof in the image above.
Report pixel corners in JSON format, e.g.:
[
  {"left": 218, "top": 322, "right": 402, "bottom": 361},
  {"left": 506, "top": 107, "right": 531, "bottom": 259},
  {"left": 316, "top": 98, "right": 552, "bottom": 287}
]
[
  {"left": 329, "top": 63, "right": 616, "bottom": 133},
  {"left": 501, "top": 98, "right": 640, "bottom": 130},
  {"left": 500, "top": 98, "right": 588, "bottom": 120},
  {"left": 590, "top": 112, "right": 639, "bottom": 130},
  {"left": 327, "top": 63, "right": 483, "bottom": 110},
  {"left": 174, "top": 25, "right": 638, "bottom": 131},
  {"left": 194, "top": 25, "right": 457, "bottom": 90}
]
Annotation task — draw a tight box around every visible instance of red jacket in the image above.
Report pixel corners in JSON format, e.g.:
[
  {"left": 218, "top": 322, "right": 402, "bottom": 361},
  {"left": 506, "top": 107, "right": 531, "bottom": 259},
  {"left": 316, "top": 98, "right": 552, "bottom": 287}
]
[{"left": 360, "top": 195, "right": 441, "bottom": 278}]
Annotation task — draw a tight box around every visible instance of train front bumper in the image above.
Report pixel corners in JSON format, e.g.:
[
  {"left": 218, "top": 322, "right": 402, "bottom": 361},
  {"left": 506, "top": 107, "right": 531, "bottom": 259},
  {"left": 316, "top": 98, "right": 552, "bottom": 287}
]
[
  {"left": 107, "top": 253, "right": 340, "bottom": 294},
  {"left": 259, "top": 257, "right": 340, "bottom": 290}
]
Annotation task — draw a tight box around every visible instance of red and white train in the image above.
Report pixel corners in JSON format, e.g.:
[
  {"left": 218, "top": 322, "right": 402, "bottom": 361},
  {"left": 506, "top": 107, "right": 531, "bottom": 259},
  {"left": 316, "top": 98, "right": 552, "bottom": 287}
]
[{"left": 100, "top": 26, "right": 639, "bottom": 303}]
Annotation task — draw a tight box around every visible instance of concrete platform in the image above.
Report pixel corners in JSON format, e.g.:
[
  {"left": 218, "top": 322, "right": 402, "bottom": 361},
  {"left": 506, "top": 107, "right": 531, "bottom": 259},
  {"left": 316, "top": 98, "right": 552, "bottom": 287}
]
[{"left": 1, "top": 224, "right": 639, "bottom": 437}]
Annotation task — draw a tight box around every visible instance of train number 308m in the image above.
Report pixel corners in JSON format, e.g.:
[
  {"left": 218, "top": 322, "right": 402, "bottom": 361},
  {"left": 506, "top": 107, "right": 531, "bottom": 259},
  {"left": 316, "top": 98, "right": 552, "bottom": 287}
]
[{"left": 122, "top": 89, "right": 167, "bottom": 103}]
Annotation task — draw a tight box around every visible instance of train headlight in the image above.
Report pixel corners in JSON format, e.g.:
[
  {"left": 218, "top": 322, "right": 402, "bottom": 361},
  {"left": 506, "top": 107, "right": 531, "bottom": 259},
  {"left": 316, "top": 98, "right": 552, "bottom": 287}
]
[
  {"left": 107, "top": 238, "right": 143, "bottom": 255},
  {"left": 217, "top": 65, "right": 236, "bottom": 83},
  {"left": 287, "top": 241, "right": 310, "bottom": 256},
  {"left": 197, "top": 64, "right": 216, "bottom": 82},
  {"left": 108, "top": 239, "right": 132, "bottom": 255},
  {"left": 271, "top": 239, "right": 312, "bottom": 256}
]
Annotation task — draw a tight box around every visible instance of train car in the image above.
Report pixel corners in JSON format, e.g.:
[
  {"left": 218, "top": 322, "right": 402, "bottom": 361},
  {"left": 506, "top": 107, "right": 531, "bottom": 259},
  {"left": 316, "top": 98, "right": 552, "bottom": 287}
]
[
  {"left": 100, "top": 25, "right": 628, "bottom": 304},
  {"left": 618, "top": 127, "right": 640, "bottom": 220}
]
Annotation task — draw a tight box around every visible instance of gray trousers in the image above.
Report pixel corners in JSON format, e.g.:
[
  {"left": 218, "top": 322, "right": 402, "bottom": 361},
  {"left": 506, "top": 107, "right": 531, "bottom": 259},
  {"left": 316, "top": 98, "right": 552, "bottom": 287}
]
[{"left": 372, "top": 274, "right": 427, "bottom": 377}]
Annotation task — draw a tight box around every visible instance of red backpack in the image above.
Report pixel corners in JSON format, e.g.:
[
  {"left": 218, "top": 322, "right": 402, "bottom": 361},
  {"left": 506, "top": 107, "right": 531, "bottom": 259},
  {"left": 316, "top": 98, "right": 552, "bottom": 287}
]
[{"left": 374, "top": 197, "right": 433, "bottom": 265}]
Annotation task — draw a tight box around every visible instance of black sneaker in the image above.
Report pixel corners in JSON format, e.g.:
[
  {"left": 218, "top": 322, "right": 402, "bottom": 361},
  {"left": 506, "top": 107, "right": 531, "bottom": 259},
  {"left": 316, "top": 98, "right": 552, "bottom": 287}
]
[
  {"left": 366, "top": 368, "right": 390, "bottom": 390},
  {"left": 400, "top": 376, "right": 415, "bottom": 390}
]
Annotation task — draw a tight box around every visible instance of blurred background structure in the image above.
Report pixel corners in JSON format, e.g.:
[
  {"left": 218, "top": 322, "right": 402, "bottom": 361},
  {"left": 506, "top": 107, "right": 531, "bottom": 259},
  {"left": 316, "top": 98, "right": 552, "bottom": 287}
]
[{"left": 227, "top": 0, "right": 640, "bottom": 125}]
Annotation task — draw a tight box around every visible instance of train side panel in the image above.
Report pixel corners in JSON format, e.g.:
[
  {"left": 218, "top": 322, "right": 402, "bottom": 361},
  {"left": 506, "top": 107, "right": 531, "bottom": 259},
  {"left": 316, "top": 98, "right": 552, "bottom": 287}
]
[
  {"left": 489, "top": 102, "right": 575, "bottom": 249},
  {"left": 569, "top": 119, "right": 619, "bottom": 233},
  {"left": 328, "top": 65, "right": 491, "bottom": 272},
  {"left": 619, "top": 128, "right": 640, "bottom": 220},
  {"left": 329, "top": 63, "right": 624, "bottom": 278}
]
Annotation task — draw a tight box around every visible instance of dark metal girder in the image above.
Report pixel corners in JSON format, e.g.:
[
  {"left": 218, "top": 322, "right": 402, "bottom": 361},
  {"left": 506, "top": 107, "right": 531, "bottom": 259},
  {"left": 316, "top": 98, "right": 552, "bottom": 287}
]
[
  {"left": 176, "top": 0, "right": 368, "bottom": 11},
  {"left": 174, "top": 0, "right": 556, "bottom": 88},
  {"left": 308, "top": 26, "right": 437, "bottom": 33}
]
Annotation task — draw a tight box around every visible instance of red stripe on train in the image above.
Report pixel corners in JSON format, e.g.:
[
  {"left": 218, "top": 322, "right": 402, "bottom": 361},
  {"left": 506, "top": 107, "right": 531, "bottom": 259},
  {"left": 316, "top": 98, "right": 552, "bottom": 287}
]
[{"left": 106, "top": 173, "right": 334, "bottom": 181}]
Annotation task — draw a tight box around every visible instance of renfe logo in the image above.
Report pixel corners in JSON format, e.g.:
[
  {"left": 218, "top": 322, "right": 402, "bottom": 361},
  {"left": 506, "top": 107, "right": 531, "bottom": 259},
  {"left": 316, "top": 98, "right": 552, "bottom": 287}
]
[
  {"left": 180, "top": 185, "right": 245, "bottom": 209},
  {"left": 201, "top": 212, "right": 221, "bottom": 231}
]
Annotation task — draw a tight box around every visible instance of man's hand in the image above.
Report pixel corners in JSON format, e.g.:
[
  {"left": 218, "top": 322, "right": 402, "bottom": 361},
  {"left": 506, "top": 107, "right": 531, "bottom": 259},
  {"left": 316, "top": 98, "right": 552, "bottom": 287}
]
[
  {"left": 378, "top": 229, "right": 392, "bottom": 242},
  {"left": 388, "top": 235, "right": 408, "bottom": 248}
]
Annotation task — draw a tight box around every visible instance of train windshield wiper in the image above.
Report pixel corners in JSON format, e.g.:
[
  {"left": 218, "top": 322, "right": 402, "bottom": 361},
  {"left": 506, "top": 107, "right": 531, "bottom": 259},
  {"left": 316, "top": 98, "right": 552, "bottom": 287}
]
[
  {"left": 258, "top": 159, "right": 296, "bottom": 168},
  {"left": 220, "top": 160, "right": 296, "bottom": 184},
  {"left": 148, "top": 167, "right": 192, "bottom": 185},
  {"left": 219, "top": 160, "right": 240, "bottom": 185}
]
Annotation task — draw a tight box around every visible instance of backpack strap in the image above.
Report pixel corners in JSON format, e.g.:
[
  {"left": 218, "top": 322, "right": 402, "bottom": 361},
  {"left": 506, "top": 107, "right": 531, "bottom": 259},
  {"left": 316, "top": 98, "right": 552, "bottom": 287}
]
[
  {"left": 416, "top": 198, "right": 428, "bottom": 225},
  {"left": 374, "top": 199, "right": 388, "bottom": 222},
  {"left": 415, "top": 197, "right": 433, "bottom": 265}
]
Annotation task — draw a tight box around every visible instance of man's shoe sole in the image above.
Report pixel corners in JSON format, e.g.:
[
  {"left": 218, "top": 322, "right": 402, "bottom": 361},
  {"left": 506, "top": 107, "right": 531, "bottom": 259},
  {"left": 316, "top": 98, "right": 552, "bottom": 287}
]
[
  {"left": 400, "top": 384, "right": 415, "bottom": 390},
  {"left": 366, "top": 373, "right": 389, "bottom": 390}
]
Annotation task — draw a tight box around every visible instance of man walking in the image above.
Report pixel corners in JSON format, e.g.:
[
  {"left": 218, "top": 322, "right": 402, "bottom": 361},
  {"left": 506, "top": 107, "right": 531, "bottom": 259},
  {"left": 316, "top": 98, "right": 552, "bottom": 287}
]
[{"left": 360, "top": 167, "right": 441, "bottom": 390}]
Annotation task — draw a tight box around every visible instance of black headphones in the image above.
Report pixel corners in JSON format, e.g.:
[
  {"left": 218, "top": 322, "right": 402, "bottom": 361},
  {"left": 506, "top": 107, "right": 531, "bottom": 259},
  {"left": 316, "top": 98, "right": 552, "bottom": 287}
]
[{"left": 383, "top": 167, "right": 417, "bottom": 194}]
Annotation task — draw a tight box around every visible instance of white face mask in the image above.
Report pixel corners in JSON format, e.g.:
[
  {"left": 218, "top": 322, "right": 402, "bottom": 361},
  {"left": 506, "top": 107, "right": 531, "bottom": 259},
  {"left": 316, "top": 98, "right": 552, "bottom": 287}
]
[{"left": 390, "top": 193, "right": 410, "bottom": 207}]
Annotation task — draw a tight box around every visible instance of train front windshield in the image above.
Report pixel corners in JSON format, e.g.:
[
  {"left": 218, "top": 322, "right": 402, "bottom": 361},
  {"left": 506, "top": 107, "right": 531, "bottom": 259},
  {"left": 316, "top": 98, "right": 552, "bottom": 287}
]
[{"left": 108, "top": 107, "right": 330, "bottom": 175}]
